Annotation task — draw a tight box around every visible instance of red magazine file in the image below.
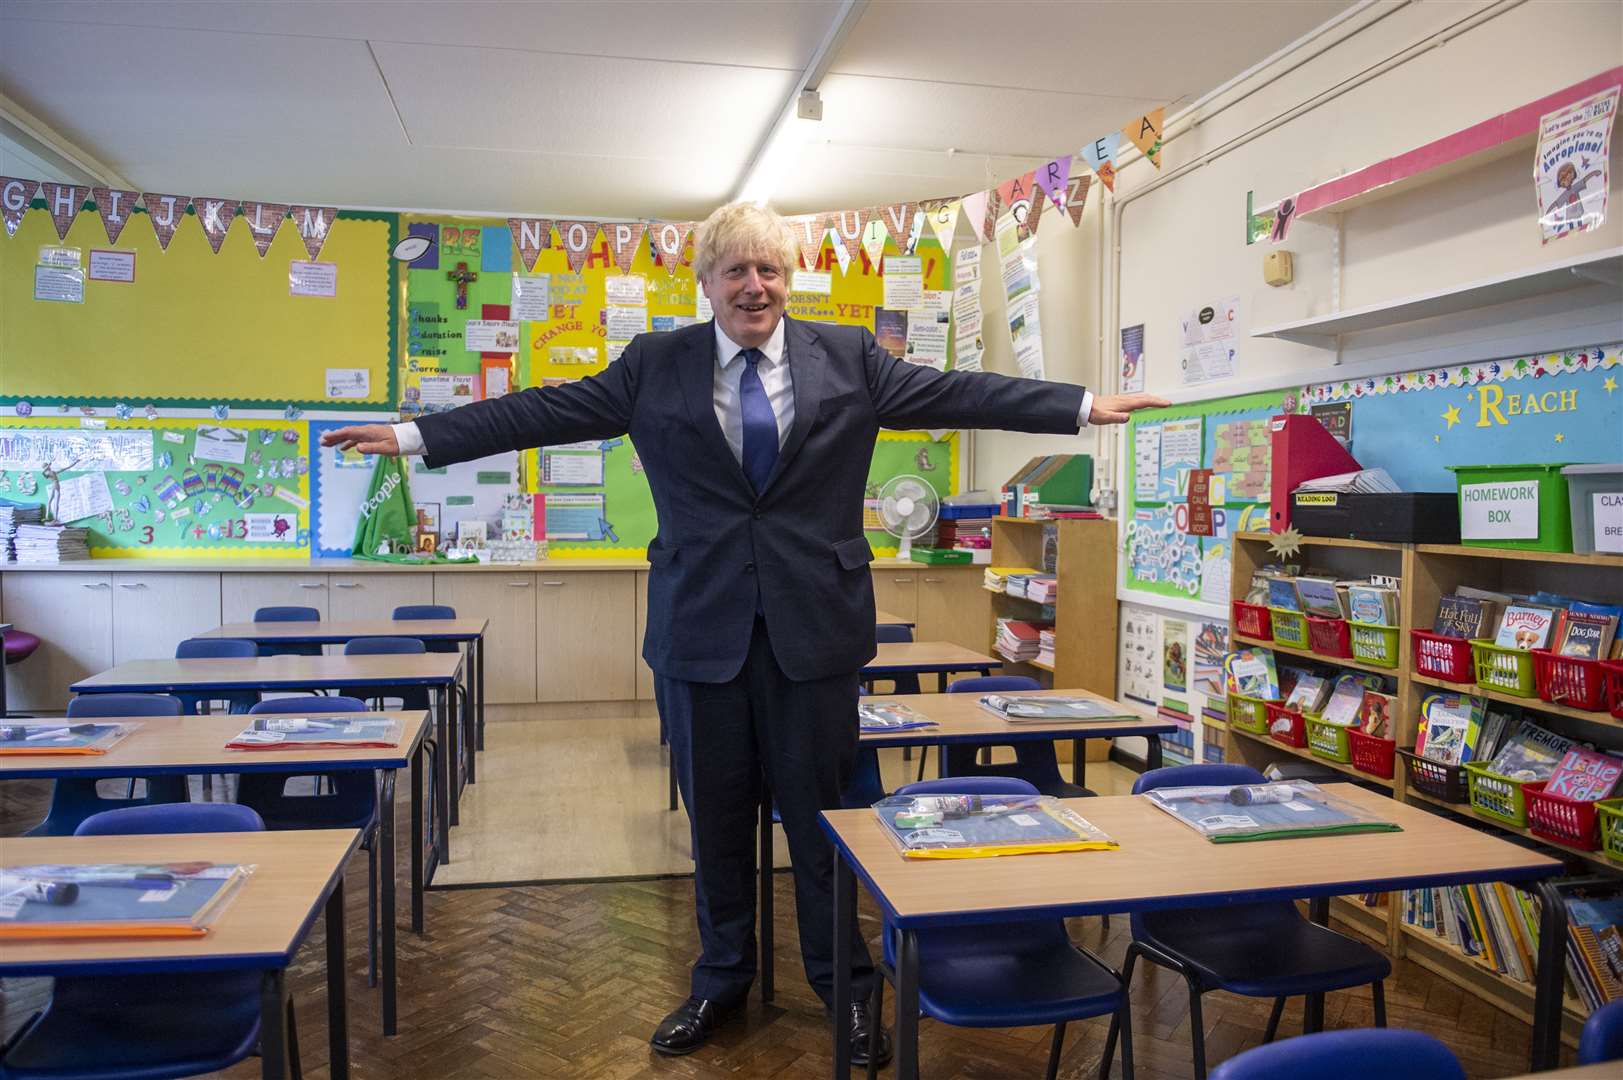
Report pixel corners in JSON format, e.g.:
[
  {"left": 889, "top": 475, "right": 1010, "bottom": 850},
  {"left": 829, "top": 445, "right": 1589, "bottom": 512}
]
[{"left": 1268, "top": 414, "right": 1362, "bottom": 533}]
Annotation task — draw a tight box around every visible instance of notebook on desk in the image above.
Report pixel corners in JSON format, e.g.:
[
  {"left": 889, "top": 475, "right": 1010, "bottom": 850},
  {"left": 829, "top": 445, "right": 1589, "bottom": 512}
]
[
  {"left": 225, "top": 716, "right": 402, "bottom": 750},
  {"left": 0, "top": 862, "right": 251, "bottom": 938},
  {"left": 1144, "top": 781, "right": 1402, "bottom": 843},
  {"left": 978, "top": 695, "right": 1129, "bottom": 723}
]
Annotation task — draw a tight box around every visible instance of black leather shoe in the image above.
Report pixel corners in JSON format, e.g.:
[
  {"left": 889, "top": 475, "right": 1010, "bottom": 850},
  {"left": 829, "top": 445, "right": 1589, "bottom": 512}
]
[
  {"left": 650, "top": 996, "right": 733, "bottom": 1056},
  {"left": 848, "top": 1001, "right": 893, "bottom": 1068}
]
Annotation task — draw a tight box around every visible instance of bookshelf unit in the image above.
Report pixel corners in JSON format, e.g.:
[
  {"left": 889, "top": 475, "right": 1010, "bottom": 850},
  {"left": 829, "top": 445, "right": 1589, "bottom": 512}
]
[{"left": 1227, "top": 530, "right": 1623, "bottom": 1046}]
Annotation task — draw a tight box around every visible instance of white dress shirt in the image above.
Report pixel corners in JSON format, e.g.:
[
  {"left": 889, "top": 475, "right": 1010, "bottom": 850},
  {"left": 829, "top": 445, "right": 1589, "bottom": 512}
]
[{"left": 391, "top": 318, "right": 1091, "bottom": 456}]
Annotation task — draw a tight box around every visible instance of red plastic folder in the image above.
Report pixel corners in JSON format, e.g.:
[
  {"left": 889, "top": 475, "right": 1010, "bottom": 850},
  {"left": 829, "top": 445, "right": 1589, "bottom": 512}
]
[{"left": 1268, "top": 415, "right": 1361, "bottom": 533}]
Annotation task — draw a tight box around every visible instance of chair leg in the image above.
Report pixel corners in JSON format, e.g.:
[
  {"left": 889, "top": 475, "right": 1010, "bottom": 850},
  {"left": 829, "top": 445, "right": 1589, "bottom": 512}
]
[
  {"left": 1114, "top": 992, "right": 1135, "bottom": 1080},
  {"left": 366, "top": 838, "right": 379, "bottom": 989},
  {"left": 1263, "top": 995, "right": 1286, "bottom": 1043},
  {"left": 1372, "top": 979, "right": 1387, "bottom": 1027},
  {"left": 867, "top": 979, "right": 884, "bottom": 1080},
  {"left": 287, "top": 997, "right": 303, "bottom": 1080},
  {"left": 915, "top": 746, "right": 929, "bottom": 782},
  {"left": 1101, "top": 942, "right": 1138, "bottom": 1072},
  {"left": 1047, "top": 1021, "right": 1068, "bottom": 1080},
  {"left": 1186, "top": 975, "right": 1207, "bottom": 1080}
]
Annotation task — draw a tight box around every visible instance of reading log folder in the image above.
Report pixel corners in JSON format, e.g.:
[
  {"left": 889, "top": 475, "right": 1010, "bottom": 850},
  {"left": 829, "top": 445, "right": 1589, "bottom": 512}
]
[{"left": 1269, "top": 415, "right": 1362, "bottom": 532}]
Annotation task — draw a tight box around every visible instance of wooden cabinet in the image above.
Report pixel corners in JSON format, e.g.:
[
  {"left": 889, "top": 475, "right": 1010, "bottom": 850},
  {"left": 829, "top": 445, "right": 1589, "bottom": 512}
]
[
  {"left": 1, "top": 572, "right": 114, "bottom": 710},
  {"left": 433, "top": 573, "right": 537, "bottom": 704},
  {"left": 536, "top": 571, "right": 637, "bottom": 702},
  {"left": 871, "top": 567, "right": 918, "bottom": 624},
  {"left": 111, "top": 572, "right": 222, "bottom": 663},
  {"left": 635, "top": 571, "right": 654, "bottom": 701},
  {"left": 326, "top": 573, "right": 434, "bottom": 621},
  {"left": 221, "top": 572, "right": 329, "bottom": 623},
  {"left": 916, "top": 568, "right": 991, "bottom": 651}
]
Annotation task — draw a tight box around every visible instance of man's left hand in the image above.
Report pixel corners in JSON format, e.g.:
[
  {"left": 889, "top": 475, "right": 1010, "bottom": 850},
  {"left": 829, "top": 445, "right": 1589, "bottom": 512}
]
[{"left": 1089, "top": 393, "right": 1172, "bottom": 424}]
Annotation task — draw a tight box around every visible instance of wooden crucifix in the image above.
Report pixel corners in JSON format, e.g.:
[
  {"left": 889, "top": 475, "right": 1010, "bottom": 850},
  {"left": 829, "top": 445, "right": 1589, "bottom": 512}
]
[{"left": 447, "top": 261, "right": 478, "bottom": 310}]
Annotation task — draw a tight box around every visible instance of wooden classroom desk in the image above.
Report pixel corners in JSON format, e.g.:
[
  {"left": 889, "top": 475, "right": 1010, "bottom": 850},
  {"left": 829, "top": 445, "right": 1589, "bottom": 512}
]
[
  {"left": 863, "top": 642, "right": 1001, "bottom": 692},
  {"left": 1500, "top": 1066, "right": 1619, "bottom": 1080},
  {"left": 821, "top": 784, "right": 1566, "bottom": 1079},
  {"left": 874, "top": 609, "right": 912, "bottom": 626},
  {"left": 0, "top": 710, "right": 429, "bottom": 1037},
  {"left": 0, "top": 829, "right": 360, "bottom": 1080},
  {"left": 71, "top": 654, "right": 466, "bottom": 862},
  {"left": 200, "top": 618, "right": 490, "bottom": 785}
]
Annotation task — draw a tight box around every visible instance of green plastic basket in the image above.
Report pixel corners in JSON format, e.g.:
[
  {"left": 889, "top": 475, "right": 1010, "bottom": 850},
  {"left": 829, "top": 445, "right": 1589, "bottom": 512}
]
[
  {"left": 1306, "top": 719, "right": 1353, "bottom": 763},
  {"left": 1471, "top": 639, "right": 1537, "bottom": 697},
  {"left": 1349, "top": 624, "right": 1401, "bottom": 668},
  {"left": 1228, "top": 693, "right": 1275, "bottom": 735},
  {"left": 1465, "top": 761, "right": 1532, "bottom": 827},
  {"left": 1449, "top": 462, "right": 1573, "bottom": 552},
  {"left": 1269, "top": 608, "right": 1309, "bottom": 649},
  {"left": 1599, "top": 800, "right": 1623, "bottom": 865}
]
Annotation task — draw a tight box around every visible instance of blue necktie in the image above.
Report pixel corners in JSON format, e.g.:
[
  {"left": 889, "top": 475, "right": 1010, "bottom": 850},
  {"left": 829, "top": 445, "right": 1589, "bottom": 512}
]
[{"left": 738, "top": 348, "right": 778, "bottom": 493}]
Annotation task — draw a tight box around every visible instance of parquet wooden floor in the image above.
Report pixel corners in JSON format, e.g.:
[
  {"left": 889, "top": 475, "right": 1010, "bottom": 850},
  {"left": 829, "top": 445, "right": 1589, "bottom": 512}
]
[{"left": 0, "top": 772, "right": 1550, "bottom": 1078}]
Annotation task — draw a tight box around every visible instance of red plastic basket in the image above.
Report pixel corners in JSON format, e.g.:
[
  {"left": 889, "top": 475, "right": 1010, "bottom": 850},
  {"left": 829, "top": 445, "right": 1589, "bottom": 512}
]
[
  {"left": 1606, "top": 659, "right": 1623, "bottom": 720},
  {"left": 1533, "top": 650, "right": 1609, "bottom": 712},
  {"left": 1524, "top": 782, "right": 1603, "bottom": 850},
  {"left": 1232, "top": 601, "right": 1273, "bottom": 641},
  {"left": 1410, "top": 630, "right": 1475, "bottom": 683},
  {"left": 1307, "top": 616, "right": 1352, "bottom": 659},
  {"left": 1348, "top": 728, "right": 1396, "bottom": 780},
  {"left": 1265, "top": 702, "right": 1308, "bottom": 748}
]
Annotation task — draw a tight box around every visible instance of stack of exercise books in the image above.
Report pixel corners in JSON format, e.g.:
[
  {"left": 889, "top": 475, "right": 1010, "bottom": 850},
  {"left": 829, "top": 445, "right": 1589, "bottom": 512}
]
[
  {"left": 994, "top": 618, "right": 1048, "bottom": 663},
  {"left": 1036, "top": 627, "right": 1055, "bottom": 668},
  {"left": 0, "top": 863, "right": 251, "bottom": 939},
  {"left": 978, "top": 694, "right": 1124, "bottom": 722},
  {"left": 0, "top": 501, "right": 44, "bottom": 562},
  {"left": 983, "top": 566, "right": 1038, "bottom": 594},
  {"left": 1024, "top": 574, "right": 1058, "bottom": 604},
  {"left": 1145, "top": 780, "right": 1401, "bottom": 842},
  {"left": 224, "top": 715, "right": 401, "bottom": 750},
  {"left": 872, "top": 793, "right": 1117, "bottom": 859},
  {"left": 857, "top": 702, "right": 936, "bottom": 732},
  {"left": 11, "top": 522, "right": 89, "bottom": 563}
]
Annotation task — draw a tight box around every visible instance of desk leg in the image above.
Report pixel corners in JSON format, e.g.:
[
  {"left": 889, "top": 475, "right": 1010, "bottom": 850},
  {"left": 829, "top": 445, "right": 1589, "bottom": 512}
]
[
  {"left": 1304, "top": 896, "right": 1329, "bottom": 1034},
  {"left": 668, "top": 752, "right": 678, "bottom": 812},
  {"left": 475, "top": 636, "right": 486, "bottom": 752},
  {"left": 1147, "top": 734, "right": 1163, "bottom": 771},
  {"left": 411, "top": 742, "right": 426, "bottom": 930},
  {"left": 936, "top": 672, "right": 947, "bottom": 693},
  {"left": 325, "top": 876, "right": 350, "bottom": 1079},
  {"left": 831, "top": 853, "right": 853, "bottom": 1080},
  {"left": 259, "top": 968, "right": 291, "bottom": 1080},
  {"left": 462, "top": 654, "right": 477, "bottom": 786},
  {"left": 1531, "top": 879, "right": 1565, "bottom": 1070},
  {"left": 1072, "top": 738, "right": 1086, "bottom": 788},
  {"left": 759, "top": 794, "right": 774, "bottom": 1004},
  {"left": 435, "top": 687, "right": 453, "bottom": 858},
  {"left": 380, "top": 769, "right": 398, "bottom": 1037},
  {"left": 896, "top": 929, "right": 920, "bottom": 1080}
]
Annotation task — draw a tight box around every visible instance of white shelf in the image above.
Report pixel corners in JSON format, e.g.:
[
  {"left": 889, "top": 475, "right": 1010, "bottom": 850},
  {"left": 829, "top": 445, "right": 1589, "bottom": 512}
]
[{"left": 1251, "top": 247, "right": 1623, "bottom": 347}]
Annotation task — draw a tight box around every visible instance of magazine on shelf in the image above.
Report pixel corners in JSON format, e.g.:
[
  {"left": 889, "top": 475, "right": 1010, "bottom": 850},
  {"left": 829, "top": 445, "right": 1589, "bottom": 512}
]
[
  {"left": 225, "top": 716, "right": 402, "bottom": 750},
  {"left": 858, "top": 702, "right": 938, "bottom": 732},
  {"left": 977, "top": 695, "right": 1127, "bottom": 722},
  {"left": 1143, "top": 781, "right": 1401, "bottom": 843},
  {"left": 0, "top": 721, "right": 139, "bottom": 756},
  {"left": 872, "top": 794, "right": 1117, "bottom": 859},
  {"left": 0, "top": 862, "right": 252, "bottom": 938},
  {"left": 1485, "top": 720, "right": 1576, "bottom": 782}
]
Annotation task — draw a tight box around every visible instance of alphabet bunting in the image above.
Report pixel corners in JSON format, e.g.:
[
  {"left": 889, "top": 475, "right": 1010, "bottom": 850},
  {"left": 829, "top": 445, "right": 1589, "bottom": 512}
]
[
  {"left": 788, "top": 214, "right": 825, "bottom": 269},
  {"left": 650, "top": 220, "right": 692, "bottom": 272},
  {"left": 961, "top": 190, "right": 993, "bottom": 244},
  {"left": 1123, "top": 107, "right": 1164, "bottom": 168},
  {"left": 924, "top": 198, "right": 960, "bottom": 251},
  {"left": 607, "top": 221, "right": 647, "bottom": 274},
  {"left": 190, "top": 195, "right": 238, "bottom": 253},
  {"left": 91, "top": 186, "right": 141, "bottom": 244},
  {"left": 240, "top": 201, "right": 288, "bottom": 257},
  {"left": 288, "top": 205, "right": 336, "bottom": 260},
  {"left": 508, "top": 217, "right": 552, "bottom": 272},
  {"left": 1064, "top": 173, "right": 1092, "bottom": 226},
  {"left": 141, "top": 192, "right": 188, "bottom": 250},
  {"left": 41, "top": 182, "right": 83, "bottom": 241},
  {"left": 1033, "top": 156, "right": 1072, "bottom": 212},
  {"left": 555, "top": 219, "right": 601, "bottom": 273}
]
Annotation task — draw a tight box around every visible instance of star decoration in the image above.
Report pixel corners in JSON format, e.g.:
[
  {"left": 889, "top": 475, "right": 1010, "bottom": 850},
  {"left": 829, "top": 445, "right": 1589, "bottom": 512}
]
[
  {"left": 1555, "top": 432, "right": 1565, "bottom": 443},
  {"left": 1605, "top": 376, "right": 1618, "bottom": 395},
  {"left": 1434, "top": 435, "right": 1440, "bottom": 443},
  {"left": 1268, "top": 526, "right": 1304, "bottom": 560},
  {"left": 1441, "top": 404, "right": 1461, "bottom": 429}
]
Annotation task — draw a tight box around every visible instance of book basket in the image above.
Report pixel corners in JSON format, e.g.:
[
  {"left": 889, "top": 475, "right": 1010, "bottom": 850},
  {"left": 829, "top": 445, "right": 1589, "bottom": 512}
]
[
  {"left": 1523, "top": 782, "right": 1602, "bottom": 850},
  {"left": 1606, "top": 660, "right": 1623, "bottom": 720},
  {"left": 1306, "top": 616, "right": 1352, "bottom": 659},
  {"left": 1399, "top": 749, "right": 1470, "bottom": 803},
  {"left": 1269, "top": 608, "right": 1309, "bottom": 649},
  {"left": 1231, "top": 601, "right": 1272, "bottom": 641},
  {"left": 1532, "top": 651, "right": 1608, "bottom": 712},
  {"left": 1597, "top": 799, "right": 1623, "bottom": 864},
  {"left": 1347, "top": 728, "right": 1396, "bottom": 780},
  {"left": 1411, "top": 630, "right": 1475, "bottom": 683},
  {"left": 1349, "top": 624, "right": 1400, "bottom": 668},
  {"left": 1227, "top": 693, "right": 1276, "bottom": 735},
  {"left": 1470, "top": 640, "right": 1537, "bottom": 697},
  {"left": 1264, "top": 702, "right": 1308, "bottom": 748},
  {"left": 1305, "top": 719, "right": 1353, "bottom": 763},
  {"left": 1465, "top": 761, "right": 1533, "bottom": 827}
]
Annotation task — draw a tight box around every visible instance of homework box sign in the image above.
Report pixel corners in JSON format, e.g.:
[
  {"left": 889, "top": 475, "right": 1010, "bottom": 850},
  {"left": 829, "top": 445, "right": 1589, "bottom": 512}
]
[{"left": 1460, "top": 481, "right": 1539, "bottom": 539}]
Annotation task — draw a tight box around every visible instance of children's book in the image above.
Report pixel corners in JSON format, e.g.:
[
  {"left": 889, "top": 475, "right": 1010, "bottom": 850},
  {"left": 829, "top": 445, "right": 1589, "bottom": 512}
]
[
  {"left": 1224, "top": 648, "right": 1280, "bottom": 699},
  {"left": 872, "top": 794, "right": 1117, "bottom": 859},
  {"left": 1284, "top": 673, "right": 1331, "bottom": 714},
  {"left": 1360, "top": 689, "right": 1396, "bottom": 739},
  {"left": 1544, "top": 748, "right": 1623, "bottom": 802},
  {"left": 1434, "top": 594, "right": 1499, "bottom": 639},
  {"left": 225, "top": 716, "right": 402, "bottom": 750},
  {"left": 977, "top": 695, "right": 1127, "bottom": 722},
  {"left": 1494, "top": 604, "right": 1559, "bottom": 650},
  {"left": 1267, "top": 577, "right": 1302, "bottom": 611},
  {"left": 858, "top": 702, "right": 937, "bottom": 732},
  {"left": 1348, "top": 585, "right": 1398, "bottom": 626},
  {"left": 1143, "top": 781, "right": 1402, "bottom": 843},
  {"left": 1486, "top": 720, "right": 1576, "bottom": 782},
  {"left": 0, "top": 862, "right": 251, "bottom": 939},
  {"left": 1557, "top": 612, "right": 1618, "bottom": 660},
  {"left": 1294, "top": 576, "right": 1345, "bottom": 619},
  {"left": 1476, "top": 705, "right": 1516, "bottom": 766},
  {"left": 0, "top": 722, "right": 138, "bottom": 756},
  {"left": 1321, "top": 675, "right": 1369, "bottom": 727},
  {"left": 1417, "top": 693, "right": 1485, "bottom": 766}
]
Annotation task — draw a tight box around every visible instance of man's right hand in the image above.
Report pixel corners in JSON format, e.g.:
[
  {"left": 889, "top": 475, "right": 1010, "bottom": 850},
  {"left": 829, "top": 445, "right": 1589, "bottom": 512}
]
[{"left": 321, "top": 424, "right": 400, "bottom": 455}]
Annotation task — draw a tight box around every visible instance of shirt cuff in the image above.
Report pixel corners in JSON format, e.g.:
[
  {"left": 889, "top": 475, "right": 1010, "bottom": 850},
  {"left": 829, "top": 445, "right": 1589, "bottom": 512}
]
[
  {"left": 391, "top": 421, "right": 425, "bottom": 456},
  {"left": 1076, "top": 389, "right": 1094, "bottom": 430}
]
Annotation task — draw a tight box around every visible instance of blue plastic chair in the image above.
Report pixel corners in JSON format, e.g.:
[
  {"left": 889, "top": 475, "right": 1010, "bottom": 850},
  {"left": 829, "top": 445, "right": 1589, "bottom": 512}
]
[
  {"left": 877, "top": 777, "right": 1132, "bottom": 1080},
  {"left": 1103, "top": 764, "right": 1391, "bottom": 1079},
  {"left": 942, "top": 676, "right": 1091, "bottom": 798},
  {"left": 872, "top": 623, "right": 923, "bottom": 696},
  {"left": 392, "top": 604, "right": 461, "bottom": 654},
  {"left": 24, "top": 694, "right": 188, "bottom": 836},
  {"left": 1207, "top": 1028, "right": 1464, "bottom": 1080},
  {"left": 253, "top": 605, "right": 322, "bottom": 657},
  {"left": 1579, "top": 999, "right": 1623, "bottom": 1063},
  {"left": 343, "top": 635, "right": 430, "bottom": 710},
  {"left": 173, "top": 637, "right": 260, "bottom": 715},
  {"left": 1, "top": 803, "right": 301, "bottom": 1080},
  {"left": 234, "top": 694, "right": 381, "bottom": 987}
]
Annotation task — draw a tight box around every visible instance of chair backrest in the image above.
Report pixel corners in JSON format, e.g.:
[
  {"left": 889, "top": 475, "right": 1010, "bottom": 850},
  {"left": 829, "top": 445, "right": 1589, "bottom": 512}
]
[
  {"left": 1579, "top": 999, "right": 1623, "bottom": 1064},
  {"left": 896, "top": 776, "right": 1040, "bottom": 798},
  {"left": 344, "top": 635, "right": 427, "bottom": 656},
  {"left": 175, "top": 637, "right": 259, "bottom": 660},
  {"left": 250, "top": 695, "right": 368, "bottom": 714},
  {"left": 875, "top": 623, "right": 914, "bottom": 644},
  {"left": 253, "top": 606, "right": 320, "bottom": 622},
  {"left": 75, "top": 802, "right": 265, "bottom": 836},
  {"left": 1133, "top": 762, "right": 1266, "bottom": 795},
  {"left": 66, "top": 693, "right": 183, "bottom": 718},
  {"left": 945, "top": 675, "right": 1042, "bottom": 695},
  {"left": 1208, "top": 1029, "right": 1464, "bottom": 1080},
  {"left": 393, "top": 604, "right": 455, "bottom": 621}
]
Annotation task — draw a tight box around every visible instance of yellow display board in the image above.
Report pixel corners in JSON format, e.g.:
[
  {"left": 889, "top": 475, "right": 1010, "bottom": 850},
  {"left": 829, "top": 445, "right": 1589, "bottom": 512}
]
[{"left": 1, "top": 206, "right": 394, "bottom": 409}]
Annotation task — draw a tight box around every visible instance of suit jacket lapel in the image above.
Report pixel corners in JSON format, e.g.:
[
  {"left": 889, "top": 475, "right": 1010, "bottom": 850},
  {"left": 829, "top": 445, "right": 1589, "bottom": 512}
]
[
  {"left": 763, "top": 317, "right": 825, "bottom": 493},
  {"left": 677, "top": 320, "right": 754, "bottom": 497}
]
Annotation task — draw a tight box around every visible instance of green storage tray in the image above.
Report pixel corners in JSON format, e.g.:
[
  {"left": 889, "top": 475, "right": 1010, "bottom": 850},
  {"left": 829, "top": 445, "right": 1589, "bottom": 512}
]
[
  {"left": 1465, "top": 761, "right": 1533, "bottom": 827},
  {"left": 1269, "top": 608, "right": 1309, "bottom": 649},
  {"left": 1599, "top": 799, "right": 1623, "bottom": 865},
  {"left": 1448, "top": 462, "right": 1573, "bottom": 552},
  {"left": 1349, "top": 623, "right": 1400, "bottom": 668},
  {"left": 1471, "top": 639, "right": 1537, "bottom": 697},
  {"left": 1228, "top": 693, "right": 1275, "bottom": 735},
  {"left": 1305, "top": 719, "right": 1353, "bottom": 763}
]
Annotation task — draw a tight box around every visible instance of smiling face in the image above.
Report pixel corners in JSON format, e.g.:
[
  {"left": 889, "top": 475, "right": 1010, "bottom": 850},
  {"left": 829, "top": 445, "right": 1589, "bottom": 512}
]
[{"left": 702, "top": 250, "right": 788, "bottom": 349}]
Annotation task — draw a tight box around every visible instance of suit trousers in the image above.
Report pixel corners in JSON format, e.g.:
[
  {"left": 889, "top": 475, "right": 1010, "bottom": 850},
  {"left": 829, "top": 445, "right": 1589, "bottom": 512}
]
[{"left": 657, "top": 616, "right": 877, "bottom": 1008}]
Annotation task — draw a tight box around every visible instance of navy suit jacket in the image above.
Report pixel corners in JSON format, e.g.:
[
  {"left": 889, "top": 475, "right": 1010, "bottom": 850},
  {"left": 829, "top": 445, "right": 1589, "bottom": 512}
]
[{"left": 416, "top": 316, "right": 1085, "bottom": 683}]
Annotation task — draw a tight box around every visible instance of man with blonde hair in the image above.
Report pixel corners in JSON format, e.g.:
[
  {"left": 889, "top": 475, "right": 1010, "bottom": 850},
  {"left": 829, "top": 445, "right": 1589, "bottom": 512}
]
[{"left": 324, "top": 201, "right": 1165, "bottom": 1063}]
